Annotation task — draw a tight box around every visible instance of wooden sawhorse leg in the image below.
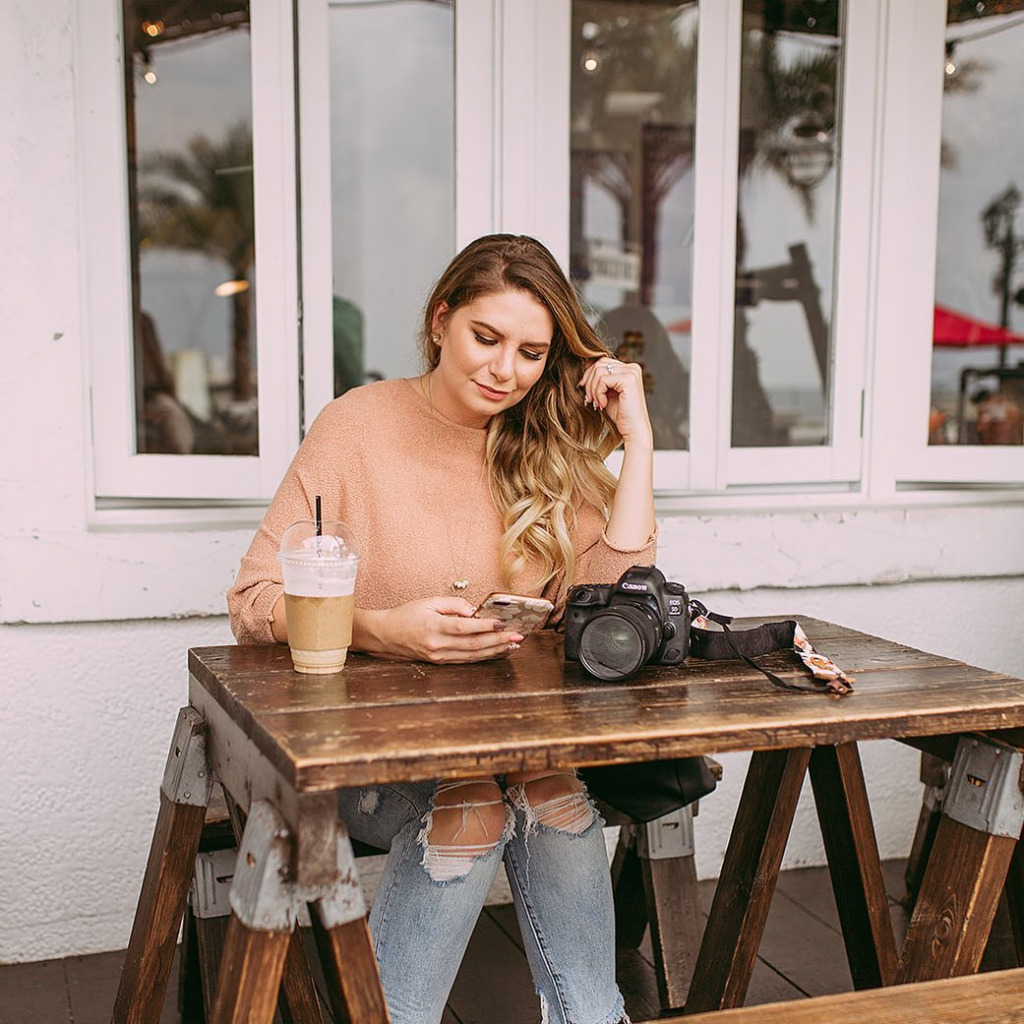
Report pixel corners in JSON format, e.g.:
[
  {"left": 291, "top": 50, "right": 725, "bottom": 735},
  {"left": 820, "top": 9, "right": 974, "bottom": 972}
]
[
  {"left": 191, "top": 794, "right": 326, "bottom": 1024},
  {"left": 809, "top": 743, "right": 899, "bottom": 989},
  {"left": 611, "top": 806, "right": 705, "bottom": 1012},
  {"left": 209, "top": 799, "right": 389, "bottom": 1024},
  {"left": 187, "top": 844, "right": 325, "bottom": 1024},
  {"left": 903, "top": 752, "right": 948, "bottom": 906},
  {"left": 183, "top": 806, "right": 236, "bottom": 1022},
  {"left": 684, "top": 747, "right": 812, "bottom": 1014},
  {"left": 609, "top": 760, "right": 723, "bottom": 1012},
  {"left": 113, "top": 707, "right": 212, "bottom": 1024},
  {"left": 897, "top": 735, "right": 1024, "bottom": 982},
  {"left": 1005, "top": 836, "right": 1024, "bottom": 965},
  {"left": 637, "top": 806, "right": 704, "bottom": 1012},
  {"left": 310, "top": 909, "right": 389, "bottom": 1022}
]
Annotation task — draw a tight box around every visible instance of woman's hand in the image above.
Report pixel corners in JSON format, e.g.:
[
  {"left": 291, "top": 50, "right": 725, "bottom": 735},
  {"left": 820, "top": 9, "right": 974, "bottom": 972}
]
[
  {"left": 579, "top": 357, "right": 653, "bottom": 449},
  {"left": 353, "top": 597, "right": 525, "bottom": 663}
]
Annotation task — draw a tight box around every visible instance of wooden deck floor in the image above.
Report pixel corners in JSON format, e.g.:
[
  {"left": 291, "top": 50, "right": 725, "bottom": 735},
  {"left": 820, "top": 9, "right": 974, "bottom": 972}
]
[{"left": 1, "top": 859, "right": 1017, "bottom": 1024}]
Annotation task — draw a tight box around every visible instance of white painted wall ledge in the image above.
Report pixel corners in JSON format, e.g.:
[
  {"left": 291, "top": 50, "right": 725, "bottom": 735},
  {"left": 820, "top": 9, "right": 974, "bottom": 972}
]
[
  {"left": 3, "top": 501, "right": 1023, "bottom": 625},
  {"left": 655, "top": 502, "right": 1024, "bottom": 592}
]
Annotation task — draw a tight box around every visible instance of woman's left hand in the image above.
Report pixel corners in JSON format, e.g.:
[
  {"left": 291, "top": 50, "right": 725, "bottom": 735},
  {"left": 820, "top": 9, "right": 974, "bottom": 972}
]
[{"left": 579, "top": 357, "right": 653, "bottom": 448}]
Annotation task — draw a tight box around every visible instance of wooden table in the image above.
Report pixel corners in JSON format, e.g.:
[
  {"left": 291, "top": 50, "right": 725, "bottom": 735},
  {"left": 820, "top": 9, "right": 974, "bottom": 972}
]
[{"left": 112, "top": 617, "right": 1024, "bottom": 1023}]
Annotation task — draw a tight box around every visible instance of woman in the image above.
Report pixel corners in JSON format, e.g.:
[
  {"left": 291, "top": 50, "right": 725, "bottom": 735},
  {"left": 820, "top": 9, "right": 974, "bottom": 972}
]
[{"left": 229, "top": 234, "right": 656, "bottom": 1024}]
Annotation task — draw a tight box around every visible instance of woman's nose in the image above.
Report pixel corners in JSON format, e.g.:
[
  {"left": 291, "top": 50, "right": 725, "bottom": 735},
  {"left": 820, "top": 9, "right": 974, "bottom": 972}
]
[{"left": 490, "top": 346, "right": 516, "bottom": 381}]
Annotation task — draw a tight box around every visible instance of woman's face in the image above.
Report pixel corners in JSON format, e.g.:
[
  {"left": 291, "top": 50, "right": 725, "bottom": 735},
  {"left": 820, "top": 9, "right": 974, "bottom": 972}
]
[{"left": 430, "top": 288, "right": 554, "bottom": 428}]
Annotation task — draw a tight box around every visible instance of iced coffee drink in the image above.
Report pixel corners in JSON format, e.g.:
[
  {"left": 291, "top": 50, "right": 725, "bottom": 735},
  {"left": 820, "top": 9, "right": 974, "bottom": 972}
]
[{"left": 278, "top": 520, "right": 359, "bottom": 674}]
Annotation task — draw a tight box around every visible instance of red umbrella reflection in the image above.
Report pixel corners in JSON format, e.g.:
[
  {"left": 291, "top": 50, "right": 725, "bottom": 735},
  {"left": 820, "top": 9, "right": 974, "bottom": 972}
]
[{"left": 933, "top": 304, "right": 1024, "bottom": 347}]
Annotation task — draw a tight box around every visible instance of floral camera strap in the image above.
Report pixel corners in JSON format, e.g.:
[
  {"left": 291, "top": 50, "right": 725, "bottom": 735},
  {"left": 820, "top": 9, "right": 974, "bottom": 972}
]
[{"left": 689, "top": 608, "right": 855, "bottom": 697}]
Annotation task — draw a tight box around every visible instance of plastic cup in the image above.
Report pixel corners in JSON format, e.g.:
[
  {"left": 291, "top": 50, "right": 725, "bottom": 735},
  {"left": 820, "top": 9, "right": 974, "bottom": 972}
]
[{"left": 277, "top": 520, "right": 359, "bottom": 674}]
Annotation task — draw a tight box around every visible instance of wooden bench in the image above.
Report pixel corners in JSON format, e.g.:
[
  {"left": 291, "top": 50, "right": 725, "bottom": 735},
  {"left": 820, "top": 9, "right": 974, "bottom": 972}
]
[{"left": 647, "top": 968, "right": 1024, "bottom": 1024}]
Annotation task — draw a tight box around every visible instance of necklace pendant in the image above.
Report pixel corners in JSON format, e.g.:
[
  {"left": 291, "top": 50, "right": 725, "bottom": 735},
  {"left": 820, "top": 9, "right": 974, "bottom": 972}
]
[{"left": 452, "top": 578, "right": 470, "bottom": 594}]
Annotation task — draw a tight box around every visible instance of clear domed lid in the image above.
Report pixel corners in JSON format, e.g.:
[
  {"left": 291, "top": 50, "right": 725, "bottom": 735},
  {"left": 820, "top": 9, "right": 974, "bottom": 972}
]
[{"left": 278, "top": 519, "right": 359, "bottom": 565}]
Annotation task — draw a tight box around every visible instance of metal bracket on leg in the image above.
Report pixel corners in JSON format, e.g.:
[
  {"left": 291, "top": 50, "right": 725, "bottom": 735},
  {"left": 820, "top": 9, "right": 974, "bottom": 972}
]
[
  {"left": 191, "top": 848, "right": 237, "bottom": 920},
  {"left": 944, "top": 736, "right": 1024, "bottom": 838},
  {"left": 637, "top": 805, "right": 696, "bottom": 860},
  {"left": 161, "top": 706, "right": 213, "bottom": 807},
  {"left": 230, "top": 800, "right": 366, "bottom": 932}
]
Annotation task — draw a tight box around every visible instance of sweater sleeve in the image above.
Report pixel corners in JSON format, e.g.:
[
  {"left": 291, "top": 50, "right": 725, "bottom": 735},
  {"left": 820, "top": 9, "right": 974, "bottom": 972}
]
[
  {"left": 226, "top": 401, "right": 350, "bottom": 644},
  {"left": 573, "top": 499, "right": 658, "bottom": 586},
  {"left": 540, "top": 498, "right": 658, "bottom": 622}
]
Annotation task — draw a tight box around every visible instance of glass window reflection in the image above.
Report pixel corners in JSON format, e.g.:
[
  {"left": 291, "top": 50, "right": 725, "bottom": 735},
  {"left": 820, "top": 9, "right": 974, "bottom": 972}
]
[
  {"left": 930, "top": 2, "right": 1024, "bottom": 447},
  {"left": 124, "top": 2, "right": 258, "bottom": 456},
  {"left": 328, "top": 0, "right": 455, "bottom": 396},
  {"left": 570, "top": 1, "right": 699, "bottom": 451},
  {"left": 732, "top": 1, "right": 842, "bottom": 448}
]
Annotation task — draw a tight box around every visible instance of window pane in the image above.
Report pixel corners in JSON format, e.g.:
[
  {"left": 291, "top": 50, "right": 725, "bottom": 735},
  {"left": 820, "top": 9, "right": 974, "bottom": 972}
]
[
  {"left": 930, "top": 2, "right": 1024, "bottom": 447},
  {"left": 569, "top": 0, "right": 698, "bottom": 451},
  {"left": 732, "top": 1, "right": 842, "bottom": 448},
  {"left": 124, "top": 2, "right": 258, "bottom": 455},
  {"left": 329, "top": 0, "right": 455, "bottom": 395}
]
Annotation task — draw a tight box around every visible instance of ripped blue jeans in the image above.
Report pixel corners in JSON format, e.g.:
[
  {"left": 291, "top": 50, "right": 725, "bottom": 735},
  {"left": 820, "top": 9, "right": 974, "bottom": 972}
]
[{"left": 337, "top": 772, "right": 629, "bottom": 1024}]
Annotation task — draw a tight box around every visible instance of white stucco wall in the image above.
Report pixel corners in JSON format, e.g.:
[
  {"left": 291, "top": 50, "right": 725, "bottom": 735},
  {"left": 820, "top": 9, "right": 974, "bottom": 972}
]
[{"left": 2, "top": 0, "right": 1023, "bottom": 964}]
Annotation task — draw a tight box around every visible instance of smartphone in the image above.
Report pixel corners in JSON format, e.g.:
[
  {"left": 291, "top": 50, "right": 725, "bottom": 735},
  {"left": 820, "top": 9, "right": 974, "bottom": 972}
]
[{"left": 473, "top": 593, "right": 554, "bottom": 636}]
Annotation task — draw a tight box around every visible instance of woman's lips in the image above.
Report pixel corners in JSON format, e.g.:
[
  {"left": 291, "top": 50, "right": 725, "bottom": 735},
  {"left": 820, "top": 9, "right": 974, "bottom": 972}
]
[{"left": 475, "top": 382, "right": 511, "bottom": 400}]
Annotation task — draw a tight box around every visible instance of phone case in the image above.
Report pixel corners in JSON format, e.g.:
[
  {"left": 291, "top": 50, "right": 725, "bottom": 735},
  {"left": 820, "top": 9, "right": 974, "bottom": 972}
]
[{"left": 474, "top": 593, "right": 554, "bottom": 634}]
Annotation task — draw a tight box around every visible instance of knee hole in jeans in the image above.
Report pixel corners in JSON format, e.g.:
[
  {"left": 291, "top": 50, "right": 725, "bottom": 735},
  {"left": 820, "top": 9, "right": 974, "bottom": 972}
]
[
  {"left": 508, "top": 771, "right": 594, "bottom": 835},
  {"left": 417, "top": 779, "right": 510, "bottom": 883}
]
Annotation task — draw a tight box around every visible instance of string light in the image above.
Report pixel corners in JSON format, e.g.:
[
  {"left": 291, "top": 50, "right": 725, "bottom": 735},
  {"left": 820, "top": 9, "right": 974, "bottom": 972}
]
[
  {"left": 215, "top": 280, "right": 250, "bottom": 297},
  {"left": 581, "top": 21, "right": 600, "bottom": 73},
  {"left": 945, "top": 41, "right": 959, "bottom": 78}
]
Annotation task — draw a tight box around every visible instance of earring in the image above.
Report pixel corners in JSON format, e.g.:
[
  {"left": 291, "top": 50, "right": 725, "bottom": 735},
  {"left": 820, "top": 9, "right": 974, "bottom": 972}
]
[{"left": 431, "top": 333, "right": 440, "bottom": 345}]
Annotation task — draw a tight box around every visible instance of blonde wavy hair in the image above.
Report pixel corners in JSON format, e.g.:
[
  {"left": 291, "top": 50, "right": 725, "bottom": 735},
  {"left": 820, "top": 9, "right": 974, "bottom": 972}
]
[{"left": 421, "top": 234, "right": 620, "bottom": 603}]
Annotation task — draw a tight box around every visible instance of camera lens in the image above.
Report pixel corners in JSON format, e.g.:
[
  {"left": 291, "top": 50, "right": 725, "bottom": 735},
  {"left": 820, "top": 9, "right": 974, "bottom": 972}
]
[{"left": 577, "top": 606, "right": 660, "bottom": 681}]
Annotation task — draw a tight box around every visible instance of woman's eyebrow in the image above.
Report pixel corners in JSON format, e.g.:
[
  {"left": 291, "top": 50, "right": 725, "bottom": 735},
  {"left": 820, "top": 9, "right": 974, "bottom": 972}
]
[{"left": 471, "top": 319, "right": 506, "bottom": 337}]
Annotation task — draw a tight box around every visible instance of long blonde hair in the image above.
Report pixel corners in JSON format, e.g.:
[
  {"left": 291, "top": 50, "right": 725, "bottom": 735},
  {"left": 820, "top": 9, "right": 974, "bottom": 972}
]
[{"left": 421, "top": 234, "right": 620, "bottom": 602}]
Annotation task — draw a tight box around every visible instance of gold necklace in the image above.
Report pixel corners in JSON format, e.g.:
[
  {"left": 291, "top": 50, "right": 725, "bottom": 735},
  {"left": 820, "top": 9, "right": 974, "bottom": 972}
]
[{"left": 424, "top": 373, "right": 486, "bottom": 594}]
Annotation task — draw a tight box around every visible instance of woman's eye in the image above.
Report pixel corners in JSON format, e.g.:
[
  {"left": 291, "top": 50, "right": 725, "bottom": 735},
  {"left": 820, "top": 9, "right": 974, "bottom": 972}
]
[
  {"left": 521, "top": 349, "right": 545, "bottom": 362},
  {"left": 474, "top": 333, "right": 497, "bottom": 345}
]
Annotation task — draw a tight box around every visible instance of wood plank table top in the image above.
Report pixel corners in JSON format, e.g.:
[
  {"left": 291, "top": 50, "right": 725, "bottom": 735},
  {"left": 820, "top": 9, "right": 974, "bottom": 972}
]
[{"left": 188, "top": 616, "right": 1024, "bottom": 793}]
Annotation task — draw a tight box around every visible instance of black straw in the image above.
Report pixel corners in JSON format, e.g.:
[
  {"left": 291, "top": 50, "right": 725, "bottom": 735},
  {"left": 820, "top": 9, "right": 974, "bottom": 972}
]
[{"left": 315, "top": 495, "right": 322, "bottom": 536}]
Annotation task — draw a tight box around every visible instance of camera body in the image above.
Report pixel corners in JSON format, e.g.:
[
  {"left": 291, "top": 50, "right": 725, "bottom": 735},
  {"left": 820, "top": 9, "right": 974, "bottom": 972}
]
[{"left": 564, "top": 565, "right": 690, "bottom": 680}]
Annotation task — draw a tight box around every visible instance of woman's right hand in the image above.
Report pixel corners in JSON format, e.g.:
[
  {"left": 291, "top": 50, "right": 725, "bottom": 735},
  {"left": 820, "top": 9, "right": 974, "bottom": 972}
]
[{"left": 353, "top": 597, "right": 525, "bottom": 663}]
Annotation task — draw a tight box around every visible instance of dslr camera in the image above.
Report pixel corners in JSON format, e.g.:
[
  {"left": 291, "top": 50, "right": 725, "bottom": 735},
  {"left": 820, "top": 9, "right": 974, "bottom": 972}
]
[{"left": 564, "top": 565, "right": 690, "bottom": 681}]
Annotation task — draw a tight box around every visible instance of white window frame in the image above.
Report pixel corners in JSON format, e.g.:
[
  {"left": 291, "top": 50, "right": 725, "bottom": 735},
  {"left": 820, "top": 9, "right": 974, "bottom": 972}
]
[
  {"left": 722, "top": 0, "right": 880, "bottom": 490},
  {"left": 877, "top": 0, "right": 1024, "bottom": 487},
  {"left": 92, "top": 0, "right": 1023, "bottom": 505},
  {"left": 517, "top": 0, "right": 876, "bottom": 494},
  {"left": 83, "top": 0, "right": 300, "bottom": 502},
  {"left": 298, "top": 0, "right": 498, "bottom": 429},
  {"left": 696, "top": 0, "right": 875, "bottom": 490}
]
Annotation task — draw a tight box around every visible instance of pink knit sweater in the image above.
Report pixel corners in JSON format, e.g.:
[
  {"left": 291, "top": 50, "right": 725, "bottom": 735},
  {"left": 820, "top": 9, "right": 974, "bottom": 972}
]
[{"left": 228, "top": 379, "right": 656, "bottom": 645}]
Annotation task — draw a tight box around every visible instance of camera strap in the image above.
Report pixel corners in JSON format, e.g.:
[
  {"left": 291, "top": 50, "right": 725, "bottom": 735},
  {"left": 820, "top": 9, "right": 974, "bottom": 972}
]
[{"left": 688, "top": 604, "right": 854, "bottom": 697}]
